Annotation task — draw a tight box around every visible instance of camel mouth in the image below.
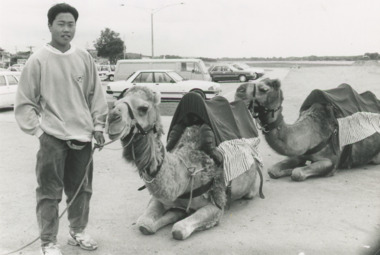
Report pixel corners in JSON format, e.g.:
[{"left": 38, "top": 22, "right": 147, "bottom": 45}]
[
  {"left": 108, "top": 132, "right": 122, "bottom": 141},
  {"left": 108, "top": 123, "right": 132, "bottom": 141}
]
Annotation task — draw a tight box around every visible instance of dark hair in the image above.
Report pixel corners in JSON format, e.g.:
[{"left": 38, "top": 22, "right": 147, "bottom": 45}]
[{"left": 47, "top": 3, "right": 79, "bottom": 25}]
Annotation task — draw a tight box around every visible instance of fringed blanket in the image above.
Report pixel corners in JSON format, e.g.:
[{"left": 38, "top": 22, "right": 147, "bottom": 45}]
[{"left": 216, "top": 138, "right": 263, "bottom": 185}]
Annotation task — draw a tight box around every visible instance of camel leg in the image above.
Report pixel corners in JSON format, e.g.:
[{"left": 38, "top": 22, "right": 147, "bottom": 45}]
[
  {"left": 268, "top": 156, "right": 306, "bottom": 179},
  {"left": 171, "top": 204, "right": 223, "bottom": 240},
  {"left": 370, "top": 152, "right": 380, "bottom": 164},
  {"left": 137, "top": 197, "right": 187, "bottom": 235},
  {"left": 291, "top": 159, "right": 334, "bottom": 181}
]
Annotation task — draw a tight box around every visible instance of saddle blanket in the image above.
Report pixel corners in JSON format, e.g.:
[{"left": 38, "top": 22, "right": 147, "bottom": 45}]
[
  {"left": 216, "top": 137, "right": 263, "bottom": 185},
  {"left": 338, "top": 112, "right": 380, "bottom": 149}
]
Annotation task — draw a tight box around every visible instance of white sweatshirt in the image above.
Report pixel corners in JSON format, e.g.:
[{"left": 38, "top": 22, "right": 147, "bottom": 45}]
[{"left": 15, "top": 44, "right": 108, "bottom": 142}]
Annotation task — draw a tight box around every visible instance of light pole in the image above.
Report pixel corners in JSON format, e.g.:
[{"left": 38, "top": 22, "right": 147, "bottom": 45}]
[
  {"left": 150, "top": 3, "right": 184, "bottom": 58},
  {"left": 121, "top": 2, "right": 184, "bottom": 58}
]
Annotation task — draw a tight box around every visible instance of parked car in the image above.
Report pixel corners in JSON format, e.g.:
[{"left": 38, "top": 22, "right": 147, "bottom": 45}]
[
  {"left": 208, "top": 63, "right": 260, "bottom": 82},
  {"left": 106, "top": 70, "right": 221, "bottom": 101},
  {"left": 7, "top": 64, "right": 24, "bottom": 72},
  {"left": 97, "top": 64, "right": 115, "bottom": 81},
  {"left": 0, "top": 71, "right": 20, "bottom": 108},
  {"left": 231, "top": 63, "right": 265, "bottom": 79},
  {"left": 114, "top": 59, "right": 211, "bottom": 82}
]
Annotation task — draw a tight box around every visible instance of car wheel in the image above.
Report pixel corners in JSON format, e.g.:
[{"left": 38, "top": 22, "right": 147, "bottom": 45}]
[
  {"left": 109, "top": 75, "right": 114, "bottom": 81},
  {"left": 252, "top": 73, "right": 258, "bottom": 80},
  {"left": 191, "top": 90, "right": 206, "bottom": 100},
  {"left": 239, "top": 75, "right": 247, "bottom": 82}
]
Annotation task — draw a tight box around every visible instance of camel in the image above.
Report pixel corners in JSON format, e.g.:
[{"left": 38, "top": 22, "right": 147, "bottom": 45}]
[
  {"left": 107, "top": 86, "right": 263, "bottom": 240},
  {"left": 235, "top": 78, "right": 380, "bottom": 181}
]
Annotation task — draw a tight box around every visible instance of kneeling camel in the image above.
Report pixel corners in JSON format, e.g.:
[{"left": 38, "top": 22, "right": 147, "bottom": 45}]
[
  {"left": 235, "top": 79, "right": 380, "bottom": 181},
  {"left": 107, "top": 86, "right": 263, "bottom": 240}
]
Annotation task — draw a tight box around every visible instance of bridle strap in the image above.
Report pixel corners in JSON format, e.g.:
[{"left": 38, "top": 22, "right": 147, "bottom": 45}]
[
  {"left": 255, "top": 105, "right": 283, "bottom": 133},
  {"left": 123, "top": 101, "right": 157, "bottom": 135},
  {"left": 247, "top": 83, "right": 257, "bottom": 115},
  {"left": 262, "top": 113, "right": 283, "bottom": 133}
]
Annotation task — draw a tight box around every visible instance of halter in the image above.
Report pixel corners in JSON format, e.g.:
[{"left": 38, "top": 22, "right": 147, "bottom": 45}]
[
  {"left": 123, "top": 101, "right": 157, "bottom": 136},
  {"left": 246, "top": 83, "right": 283, "bottom": 133},
  {"left": 119, "top": 101, "right": 166, "bottom": 187}
]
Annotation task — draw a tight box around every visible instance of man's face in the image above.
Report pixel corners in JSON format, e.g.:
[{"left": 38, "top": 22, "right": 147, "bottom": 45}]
[{"left": 48, "top": 12, "right": 76, "bottom": 49}]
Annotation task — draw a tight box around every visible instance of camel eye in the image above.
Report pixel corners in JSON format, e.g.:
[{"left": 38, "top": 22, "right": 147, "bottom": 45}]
[
  {"left": 137, "top": 106, "right": 149, "bottom": 116},
  {"left": 259, "top": 86, "right": 269, "bottom": 93}
]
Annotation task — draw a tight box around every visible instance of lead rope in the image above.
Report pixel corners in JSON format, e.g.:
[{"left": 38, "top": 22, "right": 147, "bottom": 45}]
[
  {"left": 0, "top": 136, "right": 134, "bottom": 255},
  {"left": 177, "top": 156, "right": 207, "bottom": 213}
]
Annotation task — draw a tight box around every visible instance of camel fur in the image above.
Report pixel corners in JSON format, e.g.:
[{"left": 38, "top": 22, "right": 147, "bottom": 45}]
[
  {"left": 107, "top": 86, "right": 261, "bottom": 240},
  {"left": 235, "top": 78, "right": 380, "bottom": 181}
]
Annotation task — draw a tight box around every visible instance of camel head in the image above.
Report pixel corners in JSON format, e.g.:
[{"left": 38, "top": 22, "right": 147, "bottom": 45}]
[
  {"left": 254, "top": 78, "right": 283, "bottom": 110},
  {"left": 235, "top": 78, "right": 284, "bottom": 121},
  {"left": 107, "top": 86, "right": 164, "bottom": 141}
]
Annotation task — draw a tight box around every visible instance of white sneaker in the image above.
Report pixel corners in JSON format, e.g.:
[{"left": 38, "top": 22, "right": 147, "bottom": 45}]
[
  {"left": 68, "top": 231, "right": 98, "bottom": 251},
  {"left": 41, "top": 243, "right": 62, "bottom": 255}
]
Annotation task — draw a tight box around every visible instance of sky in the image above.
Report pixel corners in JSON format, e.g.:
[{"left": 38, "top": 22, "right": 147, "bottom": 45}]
[{"left": 1, "top": 0, "right": 379, "bottom": 58}]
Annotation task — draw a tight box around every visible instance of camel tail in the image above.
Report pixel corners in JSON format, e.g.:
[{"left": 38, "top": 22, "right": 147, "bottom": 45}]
[{"left": 257, "top": 166, "right": 265, "bottom": 199}]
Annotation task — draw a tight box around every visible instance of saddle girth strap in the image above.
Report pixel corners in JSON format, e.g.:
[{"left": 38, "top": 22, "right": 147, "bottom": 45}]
[{"left": 177, "top": 179, "right": 214, "bottom": 199}]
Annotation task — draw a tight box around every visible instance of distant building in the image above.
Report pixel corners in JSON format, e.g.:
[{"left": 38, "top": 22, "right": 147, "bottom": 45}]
[{"left": 0, "top": 51, "right": 11, "bottom": 68}]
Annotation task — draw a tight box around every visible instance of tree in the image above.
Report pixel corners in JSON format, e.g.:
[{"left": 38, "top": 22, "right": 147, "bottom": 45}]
[
  {"left": 364, "top": 52, "right": 379, "bottom": 60},
  {"left": 94, "top": 28, "right": 125, "bottom": 64}
]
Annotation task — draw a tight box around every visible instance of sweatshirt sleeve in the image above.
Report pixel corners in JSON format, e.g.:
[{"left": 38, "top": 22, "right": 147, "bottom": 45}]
[
  {"left": 14, "top": 57, "right": 43, "bottom": 137},
  {"left": 87, "top": 55, "right": 108, "bottom": 132}
]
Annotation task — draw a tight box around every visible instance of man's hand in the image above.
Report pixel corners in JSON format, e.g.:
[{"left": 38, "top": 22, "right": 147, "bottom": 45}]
[{"left": 94, "top": 131, "right": 105, "bottom": 150}]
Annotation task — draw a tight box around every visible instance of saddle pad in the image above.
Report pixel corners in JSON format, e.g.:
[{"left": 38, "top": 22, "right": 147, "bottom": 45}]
[
  {"left": 300, "top": 83, "right": 380, "bottom": 168},
  {"left": 300, "top": 83, "right": 380, "bottom": 118},
  {"left": 216, "top": 137, "right": 263, "bottom": 185},
  {"left": 168, "top": 93, "right": 258, "bottom": 146}
]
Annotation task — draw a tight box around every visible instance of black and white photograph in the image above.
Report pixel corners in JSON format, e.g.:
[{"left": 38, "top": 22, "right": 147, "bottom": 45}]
[{"left": 0, "top": 0, "right": 379, "bottom": 254}]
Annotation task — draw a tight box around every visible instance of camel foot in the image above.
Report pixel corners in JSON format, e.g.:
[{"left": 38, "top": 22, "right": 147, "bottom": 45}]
[
  {"left": 243, "top": 190, "right": 255, "bottom": 199},
  {"left": 172, "top": 223, "right": 192, "bottom": 240},
  {"left": 268, "top": 169, "right": 281, "bottom": 179},
  {"left": 139, "top": 225, "right": 155, "bottom": 235},
  {"left": 172, "top": 230, "right": 186, "bottom": 240},
  {"left": 268, "top": 167, "right": 293, "bottom": 179},
  {"left": 137, "top": 217, "right": 157, "bottom": 235},
  {"left": 291, "top": 169, "right": 306, "bottom": 182}
]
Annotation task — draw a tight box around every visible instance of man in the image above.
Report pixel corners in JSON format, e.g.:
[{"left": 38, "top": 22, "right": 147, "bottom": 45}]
[{"left": 15, "top": 3, "right": 108, "bottom": 255}]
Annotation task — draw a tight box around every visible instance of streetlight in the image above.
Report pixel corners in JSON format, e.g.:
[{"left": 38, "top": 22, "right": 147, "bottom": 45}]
[
  {"left": 150, "top": 3, "right": 184, "bottom": 58},
  {"left": 121, "top": 2, "right": 184, "bottom": 58}
]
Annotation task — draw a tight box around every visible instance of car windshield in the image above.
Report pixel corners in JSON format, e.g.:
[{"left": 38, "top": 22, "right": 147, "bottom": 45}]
[
  {"left": 234, "top": 63, "right": 251, "bottom": 69},
  {"left": 167, "top": 71, "right": 185, "bottom": 82},
  {"left": 228, "top": 66, "right": 239, "bottom": 71},
  {"left": 232, "top": 64, "right": 244, "bottom": 70},
  {"left": 198, "top": 61, "right": 209, "bottom": 74}
]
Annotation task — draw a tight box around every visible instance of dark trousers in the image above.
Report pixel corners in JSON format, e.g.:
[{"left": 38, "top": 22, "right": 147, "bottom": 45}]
[{"left": 36, "top": 133, "right": 93, "bottom": 245}]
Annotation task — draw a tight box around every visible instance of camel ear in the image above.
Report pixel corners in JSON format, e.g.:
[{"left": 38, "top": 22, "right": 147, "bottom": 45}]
[
  {"left": 153, "top": 91, "right": 161, "bottom": 106},
  {"left": 269, "top": 79, "right": 281, "bottom": 89}
]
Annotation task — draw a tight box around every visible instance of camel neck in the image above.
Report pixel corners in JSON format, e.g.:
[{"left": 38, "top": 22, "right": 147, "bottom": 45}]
[
  {"left": 263, "top": 107, "right": 328, "bottom": 157},
  {"left": 122, "top": 133, "right": 164, "bottom": 179}
]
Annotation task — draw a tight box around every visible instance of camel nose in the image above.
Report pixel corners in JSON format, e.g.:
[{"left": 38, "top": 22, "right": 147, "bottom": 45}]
[{"left": 108, "top": 108, "right": 121, "bottom": 122}]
